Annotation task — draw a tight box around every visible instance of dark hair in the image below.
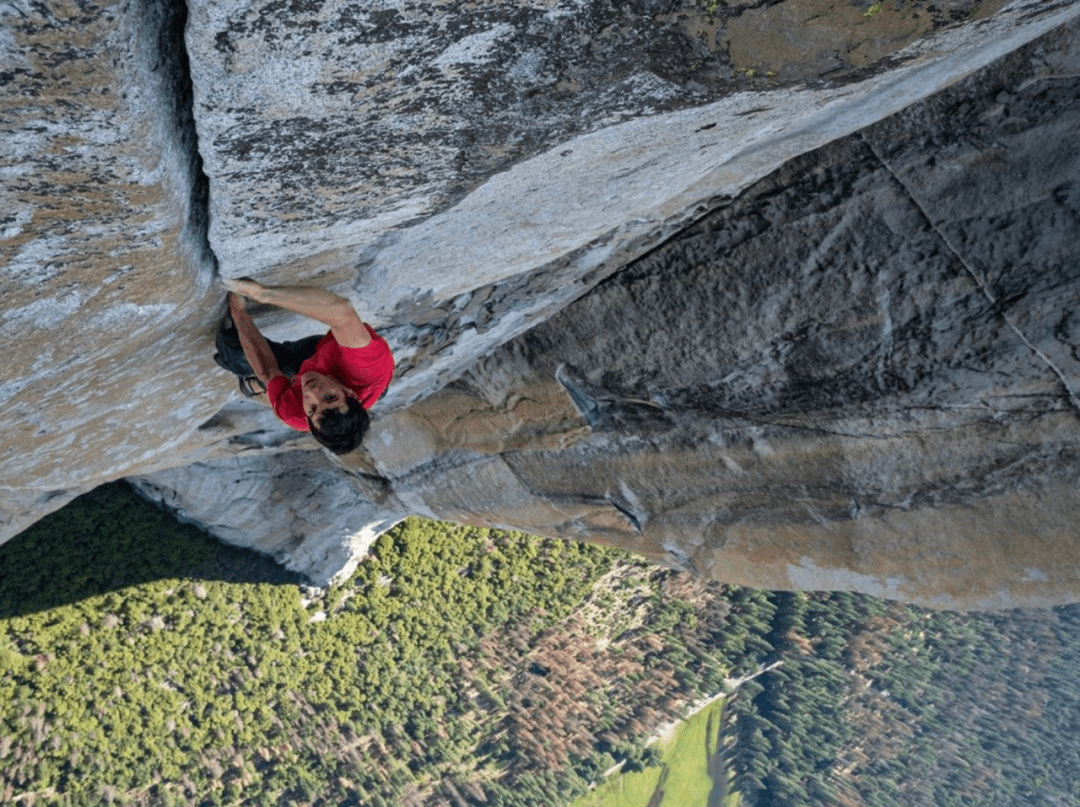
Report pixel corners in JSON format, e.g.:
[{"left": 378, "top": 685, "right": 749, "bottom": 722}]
[{"left": 308, "top": 398, "right": 369, "bottom": 455}]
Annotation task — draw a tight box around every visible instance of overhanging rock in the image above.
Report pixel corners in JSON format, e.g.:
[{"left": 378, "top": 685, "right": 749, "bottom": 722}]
[
  {"left": 368, "top": 21, "right": 1080, "bottom": 609},
  {"left": 191, "top": 0, "right": 1076, "bottom": 407},
  {"left": 142, "top": 16, "right": 1080, "bottom": 609},
  {"left": 3, "top": 0, "right": 1080, "bottom": 609}
]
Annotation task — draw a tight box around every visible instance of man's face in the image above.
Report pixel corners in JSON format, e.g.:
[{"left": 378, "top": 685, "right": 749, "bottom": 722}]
[{"left": 300, "top": 372, "right": 353, "bottom": 428}]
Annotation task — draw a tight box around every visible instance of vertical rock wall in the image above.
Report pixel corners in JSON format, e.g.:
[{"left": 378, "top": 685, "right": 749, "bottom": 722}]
[
  {"left": 4, "top": 0, "right": 1080, "bottom": 608},
  {"left": 191, "top": 0, "right": 1078, "bottom": 410},
  {"left": 2, "top": 0, "right": 217, "bottom": 490}
]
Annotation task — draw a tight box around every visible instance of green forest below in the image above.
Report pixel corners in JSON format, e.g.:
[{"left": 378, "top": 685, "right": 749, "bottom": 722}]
[{"left": 2, "top": 482, "right": 1080, "bottom": 806}]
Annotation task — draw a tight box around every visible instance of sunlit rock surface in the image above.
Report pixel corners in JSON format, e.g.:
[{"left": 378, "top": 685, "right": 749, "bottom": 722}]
[
  {"left": 1, "top": 0, "right": 225, "bottom": 513},
  {"left": 190, "top": 0, "right": 1074, "bottom": 407},
  {"left": 3, "top": 0, "right": 1080, "bottom": 608}
]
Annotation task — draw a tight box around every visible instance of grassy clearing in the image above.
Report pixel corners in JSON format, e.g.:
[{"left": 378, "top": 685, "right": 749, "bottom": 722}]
[
  {"left": 570, "top": 698, "right": 737, "bottom": 807},
  {"left": 570, "top": 766, "right": 664, "bottom": 807},
  {"left": 657, "top": 699, "right": 725, "bottom": 807}
]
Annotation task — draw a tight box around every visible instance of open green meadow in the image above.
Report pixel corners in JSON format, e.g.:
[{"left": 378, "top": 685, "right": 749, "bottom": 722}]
[
  {"left": 570, "top": 697, "right": 739, "bottom": 807},
  {"left": 0, "top": 481, "right": 748, "bottom": 806}
]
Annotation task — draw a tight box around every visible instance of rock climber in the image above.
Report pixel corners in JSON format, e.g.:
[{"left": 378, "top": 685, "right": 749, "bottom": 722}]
[{"left": 214, "top": 277, "right": 394, "bottom": 455}]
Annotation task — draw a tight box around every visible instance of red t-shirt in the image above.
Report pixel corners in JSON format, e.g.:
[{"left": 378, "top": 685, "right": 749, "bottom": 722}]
[{"left": 267, "top": 326, "right": 394, "bottom": 431}]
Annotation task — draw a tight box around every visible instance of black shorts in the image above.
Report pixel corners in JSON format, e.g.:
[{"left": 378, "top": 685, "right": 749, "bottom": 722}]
[{"left": 214, "top": 323, "right": 324, "bottom": 380}]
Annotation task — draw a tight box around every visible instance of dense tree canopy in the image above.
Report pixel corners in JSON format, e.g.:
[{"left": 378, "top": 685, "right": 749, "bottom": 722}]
[{"left": 3, "top": 482, "right": 1080, "bottom": 806}]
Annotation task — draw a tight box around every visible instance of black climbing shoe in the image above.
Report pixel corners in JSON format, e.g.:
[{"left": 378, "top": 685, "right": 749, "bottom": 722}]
[{"left": 238, "top": 376, "right": 267, "bottom": 397}]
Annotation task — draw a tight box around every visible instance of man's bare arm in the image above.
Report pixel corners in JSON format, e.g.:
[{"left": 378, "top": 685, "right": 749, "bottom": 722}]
[
  {"left": 224, "top": 277, "right": 371, "bottom": 348},
  {"left": 229, "top": 293, "right": 285, "bottom": 384}
]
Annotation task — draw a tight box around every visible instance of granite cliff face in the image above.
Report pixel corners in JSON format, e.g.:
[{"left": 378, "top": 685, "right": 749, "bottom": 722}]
[{"left": 3, "top": 0, "right": 1080, "bottom": 608}]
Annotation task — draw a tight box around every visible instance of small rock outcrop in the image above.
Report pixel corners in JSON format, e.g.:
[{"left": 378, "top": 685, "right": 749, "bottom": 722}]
[{"left": 3, "top": 0, "right": 1080, "bottom": 608}]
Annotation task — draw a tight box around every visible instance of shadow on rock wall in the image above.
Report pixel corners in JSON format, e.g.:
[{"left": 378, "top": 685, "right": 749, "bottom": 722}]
[{"left": 0, "top": 483, "right": 303, "bottom": 621}]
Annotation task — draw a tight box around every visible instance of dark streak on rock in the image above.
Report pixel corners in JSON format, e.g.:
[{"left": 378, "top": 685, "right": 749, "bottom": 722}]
[{"left": 140, "top": 0, "right": 217, "bottom": 285}]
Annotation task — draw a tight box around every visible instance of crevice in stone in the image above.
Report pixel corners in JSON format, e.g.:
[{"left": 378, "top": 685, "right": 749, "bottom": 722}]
[
  {"left": 861, "top": 133, "right": 1080, "bottom": 421},
  {"left": 140, "top": 0, "right": 218, "bottom": 288},
  {"left": 554, "top": 365, "right": 605, "bottom": 429},
  {"left": 607, "top": 497, "right": 643, "bottom": 534},
  {"left": 663, "top": 546, "right": 699, "bottom": 576}
]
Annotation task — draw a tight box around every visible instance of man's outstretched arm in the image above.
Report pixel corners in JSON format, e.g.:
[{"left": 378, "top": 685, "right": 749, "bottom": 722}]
[
  {"left": 224, "top": 277, "right": 371, "bottom": 348},
  {"left": 229, "top": 293, "right": 284, "bottom": 385}
]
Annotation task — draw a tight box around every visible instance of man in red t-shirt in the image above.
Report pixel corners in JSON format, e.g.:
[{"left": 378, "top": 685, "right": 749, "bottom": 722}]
[{"left": 216, "top": 278, "right": 394, "bottom": 454}]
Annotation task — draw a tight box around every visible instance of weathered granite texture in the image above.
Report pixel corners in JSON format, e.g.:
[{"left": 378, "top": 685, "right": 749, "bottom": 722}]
[
  {"left": 131, "top": 449, "right": 398, "bottom": 585},
  {"left": 381, "top": 36, "right": 1080, "bottom": 610},
  {"left": 1, "top": 0, "right": 228, "bottom": 518},
  {"left": 3, "top": 0, "right": 1080, "bottom": 608},
  {"left": 191, "top": 0, "right": 1075, "bottom": 407}
]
